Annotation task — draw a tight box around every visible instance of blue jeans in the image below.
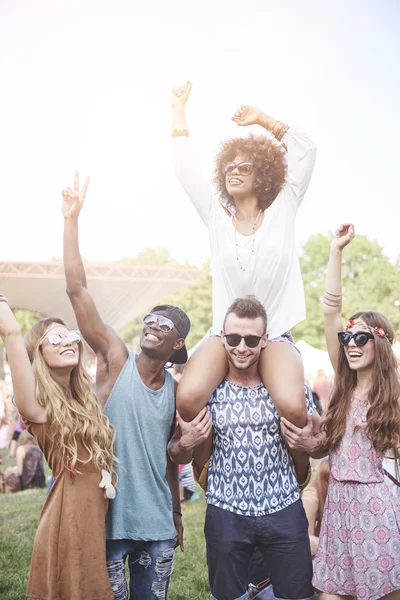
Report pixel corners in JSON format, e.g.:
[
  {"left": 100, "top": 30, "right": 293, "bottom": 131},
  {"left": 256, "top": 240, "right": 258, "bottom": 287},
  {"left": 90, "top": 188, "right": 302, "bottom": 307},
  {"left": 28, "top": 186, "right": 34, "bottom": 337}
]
[
  {"left": 106, "top": 538, "right": 175, "bottom": 600},
  {"left": 205, "top": 501, "right": 315, "bottom": 600}
]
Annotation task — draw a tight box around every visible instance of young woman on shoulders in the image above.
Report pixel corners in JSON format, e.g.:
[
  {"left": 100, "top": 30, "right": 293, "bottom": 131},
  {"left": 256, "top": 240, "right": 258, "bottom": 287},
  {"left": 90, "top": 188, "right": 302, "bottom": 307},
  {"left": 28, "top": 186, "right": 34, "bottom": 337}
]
[{"left": 171, "top": 81, "right": 317, "bottom": 426}]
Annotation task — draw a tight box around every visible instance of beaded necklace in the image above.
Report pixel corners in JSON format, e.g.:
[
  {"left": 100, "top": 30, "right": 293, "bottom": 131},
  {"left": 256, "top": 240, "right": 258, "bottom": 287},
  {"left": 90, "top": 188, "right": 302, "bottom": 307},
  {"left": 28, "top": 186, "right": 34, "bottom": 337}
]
[{"left": 233, "top": 209, "right": 262, "bottom": 272}]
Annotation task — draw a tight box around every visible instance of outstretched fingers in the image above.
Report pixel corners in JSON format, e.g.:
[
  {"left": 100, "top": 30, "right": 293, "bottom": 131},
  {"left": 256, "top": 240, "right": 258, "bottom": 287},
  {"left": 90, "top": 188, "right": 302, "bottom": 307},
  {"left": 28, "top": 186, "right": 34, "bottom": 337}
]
[
  {"left": 74, "top": 170, "right": 79, "bottom": 193},
  {"left": 72, "top": 171, "right": 90, "bottom": 199},
  {"left": 81, "top": 176, "right": 90, "bottom": 200}
]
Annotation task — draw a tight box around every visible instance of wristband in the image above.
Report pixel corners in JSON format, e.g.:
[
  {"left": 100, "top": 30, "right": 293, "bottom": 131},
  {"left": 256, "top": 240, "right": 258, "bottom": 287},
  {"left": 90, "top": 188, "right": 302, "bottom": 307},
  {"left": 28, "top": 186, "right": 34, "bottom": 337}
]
[{"left": 171, "top": 125, "right": 189, "bottom": 138}]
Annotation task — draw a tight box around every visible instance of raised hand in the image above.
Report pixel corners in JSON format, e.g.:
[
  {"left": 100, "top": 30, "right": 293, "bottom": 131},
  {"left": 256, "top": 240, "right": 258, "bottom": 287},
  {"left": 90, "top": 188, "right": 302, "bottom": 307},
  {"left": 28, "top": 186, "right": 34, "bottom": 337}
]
[
  {"left": 171, "top": 81, "right": 192, "bottom": 108},
  {"left": 232, "top": 104, "right": 263, "bottom": 127},
  {"left": 331, "top": 223, "right": 355, "bottom": 251},
  {"left": 62, "top": 171, "right": 90, "bottom": 219}
]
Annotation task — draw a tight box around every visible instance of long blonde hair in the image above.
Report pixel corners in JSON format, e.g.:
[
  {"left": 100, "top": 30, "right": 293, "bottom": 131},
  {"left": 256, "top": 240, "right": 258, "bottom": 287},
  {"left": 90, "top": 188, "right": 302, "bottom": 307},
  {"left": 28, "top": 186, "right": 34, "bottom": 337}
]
[{"left": 25, "top": 318, "right": 117, "bottom": 478}]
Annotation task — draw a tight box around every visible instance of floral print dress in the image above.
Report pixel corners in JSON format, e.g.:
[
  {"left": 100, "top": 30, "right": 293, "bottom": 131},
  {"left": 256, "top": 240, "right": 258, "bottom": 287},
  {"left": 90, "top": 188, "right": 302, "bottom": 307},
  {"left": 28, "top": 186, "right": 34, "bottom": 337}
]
[{"left": 313, "top": 396, "right": 400, "bottom": 600}]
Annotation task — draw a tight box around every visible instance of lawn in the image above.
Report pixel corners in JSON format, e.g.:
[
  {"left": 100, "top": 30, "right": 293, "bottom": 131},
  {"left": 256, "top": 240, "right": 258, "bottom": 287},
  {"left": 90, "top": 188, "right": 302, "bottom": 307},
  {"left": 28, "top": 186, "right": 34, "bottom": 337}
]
[{"left": 0, "top": 448, "right": 210, "bottom": 600}]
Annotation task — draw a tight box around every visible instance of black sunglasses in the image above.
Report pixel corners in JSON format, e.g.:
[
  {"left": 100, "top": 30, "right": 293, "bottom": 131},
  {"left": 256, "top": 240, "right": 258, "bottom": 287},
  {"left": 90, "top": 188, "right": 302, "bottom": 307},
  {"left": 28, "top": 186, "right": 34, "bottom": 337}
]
[
  {"left": 224, "top": 334, "right": 262, "bottom": 348},
  {"left": 337, "top": 332, "right": 374, "bottom": 347},
  {"left": 222, "top": 161, "right": 254, "bottom": 177}
]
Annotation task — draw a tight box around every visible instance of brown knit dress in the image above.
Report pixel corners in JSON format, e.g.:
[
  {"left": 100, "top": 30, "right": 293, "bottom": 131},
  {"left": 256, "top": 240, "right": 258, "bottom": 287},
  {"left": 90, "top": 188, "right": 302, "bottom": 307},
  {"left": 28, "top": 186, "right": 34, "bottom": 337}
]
[{"left": 24, "top": 420, "right": 113, "bottom": 600}]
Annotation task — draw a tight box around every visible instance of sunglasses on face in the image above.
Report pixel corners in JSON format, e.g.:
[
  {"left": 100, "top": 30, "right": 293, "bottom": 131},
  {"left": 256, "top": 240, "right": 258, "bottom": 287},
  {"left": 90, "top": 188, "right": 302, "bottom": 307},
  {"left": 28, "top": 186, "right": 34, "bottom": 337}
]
[
  {"left": 222, "top": 161, "right": 254, "bottom": 177},
  {"left": 337, "top": 331, "right": 374, "bottom": 347},
  {"left": 46, "top": 331, "right": 81, "bottom": 346},
  {"left": 143, "top": 313, "right": 175, "bottom": 333},
  {"left": 224, "top": 334, "right": 263, "bottom": 348}
]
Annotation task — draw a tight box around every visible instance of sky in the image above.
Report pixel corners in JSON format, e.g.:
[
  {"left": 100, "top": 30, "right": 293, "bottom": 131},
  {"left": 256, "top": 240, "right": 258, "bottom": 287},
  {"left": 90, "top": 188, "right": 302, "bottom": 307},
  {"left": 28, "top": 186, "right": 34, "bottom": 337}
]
[{"left": 1, "top": 0, "right": 399, "bottom": 266}]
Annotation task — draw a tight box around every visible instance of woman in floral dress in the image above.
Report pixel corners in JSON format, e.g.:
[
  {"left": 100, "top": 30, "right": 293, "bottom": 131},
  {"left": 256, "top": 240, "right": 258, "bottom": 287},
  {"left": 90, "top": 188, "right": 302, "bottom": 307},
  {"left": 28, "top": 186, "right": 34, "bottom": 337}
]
[{"left": 282, "top": 223, "right": 400, "bottom": 600}]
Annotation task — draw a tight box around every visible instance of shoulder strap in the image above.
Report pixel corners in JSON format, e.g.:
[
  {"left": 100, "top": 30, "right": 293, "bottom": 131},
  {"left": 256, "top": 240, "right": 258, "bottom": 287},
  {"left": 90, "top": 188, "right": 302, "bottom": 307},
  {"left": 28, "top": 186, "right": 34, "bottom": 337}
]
[{"left": 383, "top": 467, "right": 400, "bottom": 488}]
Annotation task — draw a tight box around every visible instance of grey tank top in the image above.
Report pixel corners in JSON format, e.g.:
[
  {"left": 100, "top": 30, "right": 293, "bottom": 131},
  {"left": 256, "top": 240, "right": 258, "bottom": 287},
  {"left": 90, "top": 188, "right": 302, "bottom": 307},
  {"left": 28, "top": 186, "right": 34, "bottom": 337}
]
[{"left": 104, "top": 352, "right": 176, "bottom": 541}]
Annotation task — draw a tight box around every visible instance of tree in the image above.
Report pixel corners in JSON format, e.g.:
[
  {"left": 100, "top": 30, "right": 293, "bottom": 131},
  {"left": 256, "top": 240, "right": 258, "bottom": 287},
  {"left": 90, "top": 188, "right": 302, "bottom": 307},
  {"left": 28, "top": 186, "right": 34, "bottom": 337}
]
[
  {"left": 119, "top": 233, "right": 400, "bottom": 354},
  {"left": 119, "top": 262, "right": 212, "bottom": 351},
  {"left": 292, "top": 233, "right": 400, "bottom": 349},
  {"left": 118, "top": 247, "right": 179, "bottom": 266},
  {"left": 166, "top": 262, "right": 212, "bottom": 349},
  {"left": 13, "top": 309, "right": 41, "bottom": 335}
]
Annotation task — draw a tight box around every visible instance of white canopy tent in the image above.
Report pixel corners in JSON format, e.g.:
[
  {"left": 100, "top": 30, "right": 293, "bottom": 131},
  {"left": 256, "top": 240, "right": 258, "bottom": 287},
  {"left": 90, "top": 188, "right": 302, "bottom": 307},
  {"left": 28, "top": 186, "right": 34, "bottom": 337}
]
[{"left": 0, "top": 260, "right": 203, "bottom": 330}]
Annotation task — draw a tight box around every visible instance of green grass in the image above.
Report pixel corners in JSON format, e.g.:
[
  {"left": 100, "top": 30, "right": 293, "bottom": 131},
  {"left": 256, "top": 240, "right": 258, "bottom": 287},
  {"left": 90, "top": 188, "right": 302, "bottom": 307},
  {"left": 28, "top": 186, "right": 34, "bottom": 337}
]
[{"left": 0, "top": 449, "right": 209, "bottom": 600}]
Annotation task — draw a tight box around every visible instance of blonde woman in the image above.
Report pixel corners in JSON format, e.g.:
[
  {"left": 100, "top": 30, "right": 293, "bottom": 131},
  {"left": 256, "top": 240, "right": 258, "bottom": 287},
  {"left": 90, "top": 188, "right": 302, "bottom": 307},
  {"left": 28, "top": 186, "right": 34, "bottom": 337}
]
[{"left": 0, "top": 298, "right": 116, "bottom": 600}]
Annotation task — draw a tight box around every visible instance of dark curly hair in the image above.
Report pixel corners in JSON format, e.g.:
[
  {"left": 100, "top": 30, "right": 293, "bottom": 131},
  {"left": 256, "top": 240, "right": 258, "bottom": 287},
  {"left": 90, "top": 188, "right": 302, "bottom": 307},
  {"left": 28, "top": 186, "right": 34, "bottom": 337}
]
[{"left": 214, "top": 133, "right": 287, "bottom": 211}]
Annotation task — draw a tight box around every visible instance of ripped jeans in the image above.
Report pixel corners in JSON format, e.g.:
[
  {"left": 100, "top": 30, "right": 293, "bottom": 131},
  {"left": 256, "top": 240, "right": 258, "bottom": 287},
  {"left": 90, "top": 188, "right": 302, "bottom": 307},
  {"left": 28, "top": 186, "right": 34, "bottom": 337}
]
[{"left": 106, "top": 538, "right": 175, "bottom": 600}]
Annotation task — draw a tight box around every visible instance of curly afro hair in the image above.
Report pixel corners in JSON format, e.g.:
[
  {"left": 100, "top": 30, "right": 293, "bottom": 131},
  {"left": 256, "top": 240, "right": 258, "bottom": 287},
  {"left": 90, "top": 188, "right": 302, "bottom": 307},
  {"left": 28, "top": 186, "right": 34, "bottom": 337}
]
[{"left": 214, "top": 133, "right": 287, "bottom": 211}]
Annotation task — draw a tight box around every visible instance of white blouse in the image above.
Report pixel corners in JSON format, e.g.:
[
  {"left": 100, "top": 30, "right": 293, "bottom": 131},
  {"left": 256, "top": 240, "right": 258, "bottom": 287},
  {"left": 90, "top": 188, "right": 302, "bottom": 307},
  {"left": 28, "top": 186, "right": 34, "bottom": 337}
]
[{"left": 172, "top": 127, "right": 317, "bottom": 339}]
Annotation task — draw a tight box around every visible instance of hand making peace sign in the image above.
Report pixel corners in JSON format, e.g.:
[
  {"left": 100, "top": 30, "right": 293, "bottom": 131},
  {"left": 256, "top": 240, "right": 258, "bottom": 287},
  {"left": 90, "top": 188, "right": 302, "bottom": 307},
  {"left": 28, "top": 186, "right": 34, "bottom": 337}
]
[{"left": 62, "top": 171, "right": 90, "bottom": 219}]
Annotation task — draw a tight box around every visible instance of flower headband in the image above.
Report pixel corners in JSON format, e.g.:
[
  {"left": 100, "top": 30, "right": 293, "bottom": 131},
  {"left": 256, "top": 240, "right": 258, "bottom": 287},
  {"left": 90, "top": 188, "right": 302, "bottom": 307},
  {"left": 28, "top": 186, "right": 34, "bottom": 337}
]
[{"left": 345, "top": 319, "right": 392, "bottom": 343}]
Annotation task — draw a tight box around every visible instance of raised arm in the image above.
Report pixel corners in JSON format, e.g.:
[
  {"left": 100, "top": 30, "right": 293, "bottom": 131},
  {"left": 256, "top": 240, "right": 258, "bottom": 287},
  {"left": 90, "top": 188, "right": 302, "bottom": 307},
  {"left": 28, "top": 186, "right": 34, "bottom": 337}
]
[
  {"left": 0, "top": 299, "right": 44, "bottom": 422},
  {"left": 233, "top": 104, "right": 317, "bottom": 209},
  {"left": 62, "top": 172, "right": 128, "bottom": 365},
  {"left": 171, "top": 81, "right": 213, "bottom": 225},
  {"left": 324, "top": 223, "right": 355, "bottom": 371}
]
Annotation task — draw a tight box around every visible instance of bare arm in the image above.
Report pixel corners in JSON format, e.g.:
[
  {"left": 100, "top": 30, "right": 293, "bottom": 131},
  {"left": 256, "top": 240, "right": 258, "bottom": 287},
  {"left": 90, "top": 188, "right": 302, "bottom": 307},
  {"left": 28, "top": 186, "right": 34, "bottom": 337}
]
[
  {"left": 302, "top": 485, "right": 319, "bottom": 535},
  {"left": 171, "top": 82, "right": 213, "bottom": 225},
  {"left": 171, "top": 81, "right": 192, "bottom": 130},
  {"left": 62, "top": 172, "right": 128, "bottom": 365},
  {"left": 324, "top": 223, "right": 355, "bottom": 371},
  {"left": 16, "top": 445, "right": 26, "bottom": 477},
  {"left": 192, "top": 433, "right": 213, "bottom": 474},
  {"left": 166, "top": 450, "right": 184, "bottom": 551},
  {"left": 233, "top": 105, "right": 317, "bottom": 209},
  {"left": 0, "top": 300, "right": 44, "bottom": 422},
  {"left": 232, "top": 105, "right": 284, "bottom": 137}
]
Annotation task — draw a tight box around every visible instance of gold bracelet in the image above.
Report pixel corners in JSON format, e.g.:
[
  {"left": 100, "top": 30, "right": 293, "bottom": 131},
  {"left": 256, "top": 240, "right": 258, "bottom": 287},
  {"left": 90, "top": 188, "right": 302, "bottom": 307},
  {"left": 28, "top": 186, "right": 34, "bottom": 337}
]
[
  {"left": 323, "top": 291, "right": 342, "bottom": 306},
  {"left": 324, "top": 290, "right": 342, "bottom": 297},
  {"left": 323, "top": 297, "right": 342, "bottom": 307},
  {"left": 171, "top": 125, "right": 189, "bottom": 138},
  {"left": 272, "top": 121, "right": 289, "bottom": 141}
]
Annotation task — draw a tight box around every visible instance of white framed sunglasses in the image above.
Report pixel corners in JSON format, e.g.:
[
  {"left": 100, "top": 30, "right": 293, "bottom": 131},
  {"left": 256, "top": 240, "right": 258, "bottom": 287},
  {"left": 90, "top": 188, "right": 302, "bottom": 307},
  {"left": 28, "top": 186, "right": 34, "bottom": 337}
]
[
  {"left": 143, "top": 313, "right": 175, "bottom": 332},
  {"left": 45, "top": 330, "right": 81, "bottom": 346}
]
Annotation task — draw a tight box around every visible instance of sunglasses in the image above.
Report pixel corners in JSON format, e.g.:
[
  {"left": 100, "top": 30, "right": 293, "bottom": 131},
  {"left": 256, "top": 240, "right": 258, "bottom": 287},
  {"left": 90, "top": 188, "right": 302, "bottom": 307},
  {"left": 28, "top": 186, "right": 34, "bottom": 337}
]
[
  {"left": 222, "top": 161, "right": 254, "bottom": 177},
  {"left": 46, "top": 331, "right": 81, "bottom": 346},
  {"left": 143, "top": 313, "right": 175, "bottom": 333},
  {"left": 224, "top": 334, "right": 263, "bottom": 348},
  {"left": 337, "top": 331, "right": 374, "bottom": 347}
]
